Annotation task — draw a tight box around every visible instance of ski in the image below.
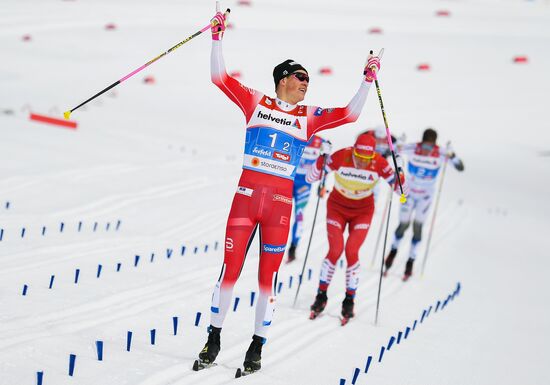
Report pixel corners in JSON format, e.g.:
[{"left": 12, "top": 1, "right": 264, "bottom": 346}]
[
  {"left": 340, "top": 316, "right": 352, "bottom": 326},
  {"left": 235, "top": 367, "right": 260, "bottom": 378},
  {"left": 192, "top": 359, "right": 217, "bottom": 371},
  {"left": 309, "top": 310, "right": 323, "bottom": 320}
]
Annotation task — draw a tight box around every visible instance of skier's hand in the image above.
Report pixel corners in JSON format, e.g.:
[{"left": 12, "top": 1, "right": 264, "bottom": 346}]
[
  {"left": 320, "top": 140, "right": 332, "bottom": 155},
  {"left": 210, "top": 12, "right": 227, "bottom": 40},
  {"left": 363, "top": 54, "right": 381, "bottom": 83},
  {"left": 319, "top": 187, "right": 328, "bottom": 198}
]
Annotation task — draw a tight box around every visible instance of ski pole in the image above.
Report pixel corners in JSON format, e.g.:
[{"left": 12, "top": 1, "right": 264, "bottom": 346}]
[
  {"left": 370, "top": 187, "right": 392, "bottom": 268},
  {"left": 64, "top": 6, "right": 230, "bottom": 120},
  {"left": 420, "top": 142, "right": 451, "bottom": 277},
  {"left": 293, "top": 155, "right": 329, "bottom": 308},
  {"left": 370, "top": 49, "right": 406, "bottom": 204},
  {"left": 374, "top": 183, "right": 395, "bottom": 326}
]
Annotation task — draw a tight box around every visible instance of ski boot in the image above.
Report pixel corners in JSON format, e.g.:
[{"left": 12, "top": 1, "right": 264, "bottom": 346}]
[
  {"left": 340, "top": 294, "right": 355, "bottom": 326},
  {"left": 193, "top": 326, "right": 221, "bottom": 371},
  {"left": 309, "top": 289, "right": 328, "bottom": 320},
  {"left": 235, "top": 335, "right": 264, "bottom": 377},
  {"left": 403, "top": 258, "right": 414, "bottom": 282},
  {"left": 286, "top": 243, "right": 297, "bottom": 263},
  {"left": 383, "top": 248, "right": 398, "bottom": 277}
]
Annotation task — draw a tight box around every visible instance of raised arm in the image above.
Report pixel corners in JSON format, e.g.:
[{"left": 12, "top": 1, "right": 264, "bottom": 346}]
[
  {"left": 210, "top": 11, "right": 262, "bottom": 122},
  {"left": 306, "top": 55, "right": 380, "bottom": 136}
]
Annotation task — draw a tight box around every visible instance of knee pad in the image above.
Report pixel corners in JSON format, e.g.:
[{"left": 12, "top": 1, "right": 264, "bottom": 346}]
[
  {"left": 395, "top": 222, "right": 410, "bottom": 238},
  {"left": 412, "top": 221, "right": 423, "bottom": 242}
]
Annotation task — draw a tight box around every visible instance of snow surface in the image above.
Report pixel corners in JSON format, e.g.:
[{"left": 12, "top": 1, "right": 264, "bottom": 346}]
[{"left": 1, "top": 0, "right": 550, "bottom": 384}]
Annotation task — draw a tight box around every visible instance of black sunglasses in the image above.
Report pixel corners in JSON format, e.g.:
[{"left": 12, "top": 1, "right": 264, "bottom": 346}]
[{"left": 291, "top": 72, "right": 310, "bottom": 83}]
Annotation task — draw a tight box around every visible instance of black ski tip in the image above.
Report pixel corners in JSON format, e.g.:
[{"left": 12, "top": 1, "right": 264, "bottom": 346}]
[
  {"left": 235, "top": 368, "right": 242, "bottom": 378},
  {"left": 226, "top": 8, "right": 231, "bottom": 13},
  {"left": 370, "top": 49, "right": 374, "bottom": 54},
  {"left": 192, "top": 360, "right": 199, "bottom": 371}
]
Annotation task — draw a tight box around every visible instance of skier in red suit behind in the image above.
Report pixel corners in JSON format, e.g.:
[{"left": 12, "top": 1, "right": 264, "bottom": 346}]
[{"left": 306, "top": 133, "right": 407, "bottom": 324}]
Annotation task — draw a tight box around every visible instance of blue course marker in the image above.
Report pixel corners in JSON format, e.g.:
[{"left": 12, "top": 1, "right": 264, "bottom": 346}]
[
  {"left": 427, "top": 305, "right": 433, "bottom": 317},
  {"left": 204, "top": 244, "right": 208, "bottom": 253},
  {"left": 37, "top": 371, "right": 43, "bottom": 385},
  {"left": 308, "top": 268, "right": 312, "bottom": 280},
  {"left": 150, "top": 329, "right": 156, "bottom": 345},
  {"left": 404, "top": 326, "right": 411, "bottom": 339},
  {"left": 97, "top": 264, "right": 102, "bottom": 278},
  {"left": 49, "top": 275, "right": 55, "bottom": 289},
  {"left": 194, "top": 246, "right": 198, "bottom": 254},
  {"left": 5, "top": 201, "right": 9, "bottom": 209},
  {"left": 387, "top": 336, "right": 395, "bottom": 351},
  {"left": 93, "top": 222, "right": 98, "bottom": 232},
  {"left": 126, "top": 331, "right": 133, "bottom": 351},
  {"left": 233, "top": 297, "right": 240, "bottom": 312},
  {"left": 250, "top": 291, "right": 256, "bottom": 306},
  {"left": 298, "top": 274, "right": 303, "bottom": 285},
  {"left": 351, "top": 367, "right": 360, "bottom": 384},
  {"left": 96, "top": 340, "right": 103, "bottom": 361},
  {"left": 116, "top": 263, "right": 121, "bottom": 272},
  {"left": 339, "top": 379, "right": 346, "bottom": 385},
  {"left": 42, "top": 226, "right": 46, "bottom": 236},
  {"left": 60, "top": 222, "right": 64, "bottom": 232},
  {"left": 173, "top": 316, "right": 178, "bottom": 335},
  {"left": 195, "top": 312, "right": 202, "bottom": 327},
  {"left": 21, "top": 227, "right": 26, "bottom": 238},
  {"left": 150, "top": 253, "right": 155, "bottom": 262},
  {"left": 340, "top": 259, "right": 344, "bottom": 268},
  {"left": 214, "top": 241, "right": 219, "bottom": 250},
  {"left": 364, "top": 356, "right": 373, "bottom": 373},
  {"left": 378, "top": 346, "right": 385, "bottom": 362},
  {"left": 78, "top": 221, "right": 82, "bottom": 232},
  {"left": 289, "top": 276, "right": 293, "bottom": 289},
  {"left": 116, "top": 220, "right": 121, "bottom": 231},
  {"left": 181, "top": 246, "right": 186, "bottom": 256},
  {"left": 413, "top": 320, "right": 418, "bottom": 330},
  {"left": 22, "top": 284, "right": 28, "bottom": 296},
  {"left": 420, "top": 309, "right": 427, "bottom": 323},
  {"left": 0, "top": 228, "right": 3, "bottom": 241},
  {"left": 134, "top": 255, "right": 140, "bottom": 267},
  {"left": 277, "top": 281, "right": 283, "bottom": 294},
  {"left": 397, "top": 331, "right": 402, "bottom": 344},
  {"left": 106, "top": 222, "right": 110, "bottom": 231},
  {"left": 435, "top": 300, "right": 441, "bottom": 312},
  {"left": 74, "top": 269, "right": 80, "bottom": 284},
  {"left": 68, "top": 354, "right": 76, "bottom": 376},
  {"left": 166, "top": 248, "right": 173, "bottom": 258}
]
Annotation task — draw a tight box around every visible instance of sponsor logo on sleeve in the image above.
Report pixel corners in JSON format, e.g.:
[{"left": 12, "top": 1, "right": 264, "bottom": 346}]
[{"left": 314, "top": 107, "right": 323, "bottom": 116}]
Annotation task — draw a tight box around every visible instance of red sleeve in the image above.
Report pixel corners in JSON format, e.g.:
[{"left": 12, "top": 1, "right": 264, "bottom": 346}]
[
  {"left": 211, "top": 41, "right": 263, "bottom": 122},
  {"left": 377, "top": 155, "right": 395, "bottom": 183},
  {"left": 305, "top": 81, "right": 371, "bottom": 137}
]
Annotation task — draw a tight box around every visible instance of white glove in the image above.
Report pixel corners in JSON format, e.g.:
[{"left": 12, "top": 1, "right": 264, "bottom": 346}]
[{"left": 320, "top": 140, "right": 332, "bottom": 155}]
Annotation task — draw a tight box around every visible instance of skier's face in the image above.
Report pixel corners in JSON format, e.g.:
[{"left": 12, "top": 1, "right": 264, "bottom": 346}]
[
  {"left": 283, "top": 70, "right": 309, "bottom": 103},
  {"left": 352, "top": 150, "right": 373, "bottom": 169},
  {"left": 420, "top": 141, "right": 435, "bottom": 154}
]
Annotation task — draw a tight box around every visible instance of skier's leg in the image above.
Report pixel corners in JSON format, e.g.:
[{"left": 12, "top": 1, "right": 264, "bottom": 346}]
[
  {"left": 291, "top": 182, "right": 312, "bottom": 246},
  {"left": 344, "top": 206, "right": 374, "bottom": 299},
  {"left": 319, "top": 200, "right": 346, "bottom": 292},
  {"left": 254, "top": 195, "right": 293, "bottom": 338},
  {"left": 210, "top": 193, "right": 257, "bottom": 330},
  {"left": 409, "top": 195, "right": 432, "bottom": 261}
]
